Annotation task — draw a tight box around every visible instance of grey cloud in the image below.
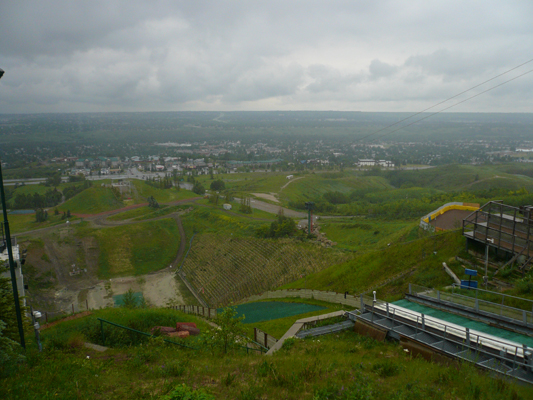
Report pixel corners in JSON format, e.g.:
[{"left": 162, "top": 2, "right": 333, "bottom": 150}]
[
  {"left": 369, "top": 60, "right": 398, "bottom": 80},
  {"left": 1, "top": 1, "right": 532, "bottom": 113}
]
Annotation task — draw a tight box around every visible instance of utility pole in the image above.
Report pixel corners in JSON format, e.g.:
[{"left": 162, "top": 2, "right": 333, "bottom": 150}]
[
  {"left": 0, "top": 68, "right": 26, "bottom": 348},
  {"left": 305, "top": 202, "right": 315, "bottom": 235}
]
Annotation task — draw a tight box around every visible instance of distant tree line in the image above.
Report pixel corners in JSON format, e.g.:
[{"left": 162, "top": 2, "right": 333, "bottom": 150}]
[{"left": 13, "top": 190, "right": 62, "bottom": 210}]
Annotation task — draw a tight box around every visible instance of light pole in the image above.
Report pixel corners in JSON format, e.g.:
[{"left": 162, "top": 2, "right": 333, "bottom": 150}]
[{"left": 0, "top": 68, "right": 26, "bottom": 348}]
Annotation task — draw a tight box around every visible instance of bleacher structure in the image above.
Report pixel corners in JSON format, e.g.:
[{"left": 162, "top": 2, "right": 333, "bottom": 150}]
[
  {"left": 349, "top": 291, "right": 533, "bottom": 385},
  {"left": 462, "top": 201, "right": 533, "bottom": 269}
]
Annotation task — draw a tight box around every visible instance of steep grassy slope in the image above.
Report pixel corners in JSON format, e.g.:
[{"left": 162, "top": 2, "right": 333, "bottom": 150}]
[
  {"left": 283, "top": 230, "right": 465, "bottom": 300},
  {"left": 181, "top": 234, "right": 350, "bottom": 307},
  {"left": 77, "top": 218, "right": 181, "bottom": 278},
  {"left": 319, "top": 218, "right": 417, "bottom": 252}
]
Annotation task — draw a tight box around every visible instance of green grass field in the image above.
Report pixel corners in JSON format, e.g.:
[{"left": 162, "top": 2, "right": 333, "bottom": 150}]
[
  {"left": 180, "top": 206, "right": 268, "bottom": 237},
  {"left": 318, "top": 218, "right": 417, "bottom": 251},
  {"left": 279, "top": 173, "right": 391, "bottom": 205},
  {"left": 196, "top": 199, "right": 278, "bottom": 219},
  {"left": 58, "top": 186, "right": 124, "bottom": 214},
  {"left": 130, "top": 180, "right": 199, "bottom": 204},
  {"left": 388, "top": 164, "right": 533, "bottom": 192},
  {"left": 7, "top": 212, "right": 76, "bottom": 234},
  {"left": 88, "top": 218, "right": 181, "bottom": 278},
  {"left": 196, "top": 172, "right": 295, "bottom": 193}
]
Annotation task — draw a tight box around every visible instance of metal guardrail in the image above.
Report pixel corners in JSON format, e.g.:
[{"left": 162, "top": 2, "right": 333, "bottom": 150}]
[
  {"left": 409, "top": 283, "right": 533, "bottom": 326},
  {"left": 359, "top": 295, "right": 533, "bottom": 375}
]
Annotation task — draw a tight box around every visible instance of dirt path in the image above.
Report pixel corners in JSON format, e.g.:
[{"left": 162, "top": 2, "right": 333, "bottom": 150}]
[
  {"left": 280, "top": 176, "right": 305, "bottom": 191},
  {"left": 252, "top": 193, "right": 280, "bottom": 203},
  {"left": 238, "top": 198, "right": 306, "bottom": 218},
  {"left": 171, "top": 215, "right": 187, "bottom": 267}
]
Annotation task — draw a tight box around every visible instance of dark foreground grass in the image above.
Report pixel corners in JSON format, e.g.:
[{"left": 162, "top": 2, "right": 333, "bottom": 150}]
[{"left": 2, "top": 310, "right": 532, "bottom": 400}]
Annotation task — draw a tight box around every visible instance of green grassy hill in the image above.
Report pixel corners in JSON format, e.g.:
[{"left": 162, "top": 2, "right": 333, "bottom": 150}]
[
  {"left": 59, "top": 186, "right": 124, "bottom": 215},
  {"left": 283, "top": 230, "right": 465, "bottom": 301},
  {"left": 76, "top": 218, "right": 181, "bottom": 278}
]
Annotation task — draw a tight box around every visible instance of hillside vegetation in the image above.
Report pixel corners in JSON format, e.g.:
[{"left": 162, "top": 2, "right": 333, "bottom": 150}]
[
  {"left": 2, "top": 307, "right": 532, "bottom": 399},
  {"left": 77, "top": 218, "right": 181, "bottom": 278},
  {"left": 59, "top": 186, "right": 124, "bottom": 215},
  {"left": 182, "top": 233, "right": 349, "bottom": 306},
  {"left": 283, "top": 231, "right": 465, "bottom": 300}
]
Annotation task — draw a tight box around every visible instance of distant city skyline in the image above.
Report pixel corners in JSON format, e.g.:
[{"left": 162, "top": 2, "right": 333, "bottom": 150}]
[{"left": 1, "top": 1, "right": 532, "bottom": 114}]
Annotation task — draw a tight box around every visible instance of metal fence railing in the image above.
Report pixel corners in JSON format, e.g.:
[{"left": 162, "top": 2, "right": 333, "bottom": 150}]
[
  {"left": 408, "top": 283, "right": 533, "bottom": 326},
  {"left": 97, "top": 317, "right": 266, "bottom": 354},
  {"left": 254, "top": 328, "right": 278, "bottom": 349},
  {"left": 169, "top": 304, "right": 217, "bottom": 318},
  {"left": 360, "top": 296, "right": 533, "bottom": 378}
]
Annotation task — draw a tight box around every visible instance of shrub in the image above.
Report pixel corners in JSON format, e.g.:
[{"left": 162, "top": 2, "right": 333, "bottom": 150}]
[
  {"left": 0, "top": 320, "right": 24, "bottom": 366},
  {"left": 210, "top": 180, "right": 225, "bottom": 191},
  {"left": 192, "top": 182, "right": 205, "bottom": 195},
  {"left": 160, "top": 384, "right": 215, "bottom": 400}
]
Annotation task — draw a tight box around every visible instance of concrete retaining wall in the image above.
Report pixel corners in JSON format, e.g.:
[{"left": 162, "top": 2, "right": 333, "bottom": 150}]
[{"left": 239, "top": 289, "right": 360, "bottom": 308}]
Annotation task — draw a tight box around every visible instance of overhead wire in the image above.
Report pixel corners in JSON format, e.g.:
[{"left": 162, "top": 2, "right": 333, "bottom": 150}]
[
  {"left": 357, "top": 58, "right": 533, "bottom": 142},
  {"left": 370, "top": 67, "right": 533, "bottom": 142}
]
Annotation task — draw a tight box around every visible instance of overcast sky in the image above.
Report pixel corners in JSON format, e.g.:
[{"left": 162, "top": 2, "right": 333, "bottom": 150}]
[{"left": 0, "top": 1, "right": 532, "bottom": 114}]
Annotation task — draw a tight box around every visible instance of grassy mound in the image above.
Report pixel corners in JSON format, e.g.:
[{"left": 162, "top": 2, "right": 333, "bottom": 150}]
[
  {"left": 59, "top": 186, "right": 124, "bottom": 214},
  {"left": 82, "top": 218, "right": 181, "bottom": 278}
]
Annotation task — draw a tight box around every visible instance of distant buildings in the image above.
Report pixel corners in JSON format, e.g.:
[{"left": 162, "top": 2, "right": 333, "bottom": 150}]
[
  {"left": 75, "top": 156, "right": 121, "bottom": 169},
  {"left": 356, "top": 159, "right": 394, "bottom": 168}
]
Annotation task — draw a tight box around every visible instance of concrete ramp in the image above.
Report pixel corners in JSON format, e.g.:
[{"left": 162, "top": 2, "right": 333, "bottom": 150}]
[{"left": 266, "top": 310, "right": 346, "bottom": 355}]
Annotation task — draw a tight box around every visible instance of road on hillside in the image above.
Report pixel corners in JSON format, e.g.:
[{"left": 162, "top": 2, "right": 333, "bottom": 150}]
[{"left": 234, "top": 197, "right": 306, "bottom": 218}]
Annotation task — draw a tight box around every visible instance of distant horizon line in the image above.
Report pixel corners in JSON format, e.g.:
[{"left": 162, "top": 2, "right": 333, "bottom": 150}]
[{"left": 1, "top": 110, "right": 532, "bottom": 115}]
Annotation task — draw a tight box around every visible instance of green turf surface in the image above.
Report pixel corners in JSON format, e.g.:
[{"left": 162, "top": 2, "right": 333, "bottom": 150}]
[
  {"left": 393, "top": 299, "right": 533, "bottom": 347},
  {"left": 113, "top": 292, "right": 144, "bottom": 307},
  {"left": 221, "top": 301, "right": 326, "bottom": 324}
]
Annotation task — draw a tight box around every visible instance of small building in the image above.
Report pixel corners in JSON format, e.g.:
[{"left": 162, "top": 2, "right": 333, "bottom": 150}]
[
  {"left": 223, "top": 204, "right": 232, "bottom": 211},
  {"left": 0, "top": 238, "right": 25, "bottom": 303}
]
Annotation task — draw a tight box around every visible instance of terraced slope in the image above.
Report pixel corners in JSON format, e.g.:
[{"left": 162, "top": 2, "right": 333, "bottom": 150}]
[{"left": 181, "top": 234, "right": 350, "bottom": 307}]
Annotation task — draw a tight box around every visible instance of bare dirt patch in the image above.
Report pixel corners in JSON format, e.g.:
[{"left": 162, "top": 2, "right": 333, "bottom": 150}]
[
  {"left": 252, "top": 193, "right": 280, "bottom": 203},
  {"left": 86, "top": 269, "right": 183, "bottom": 309}
]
